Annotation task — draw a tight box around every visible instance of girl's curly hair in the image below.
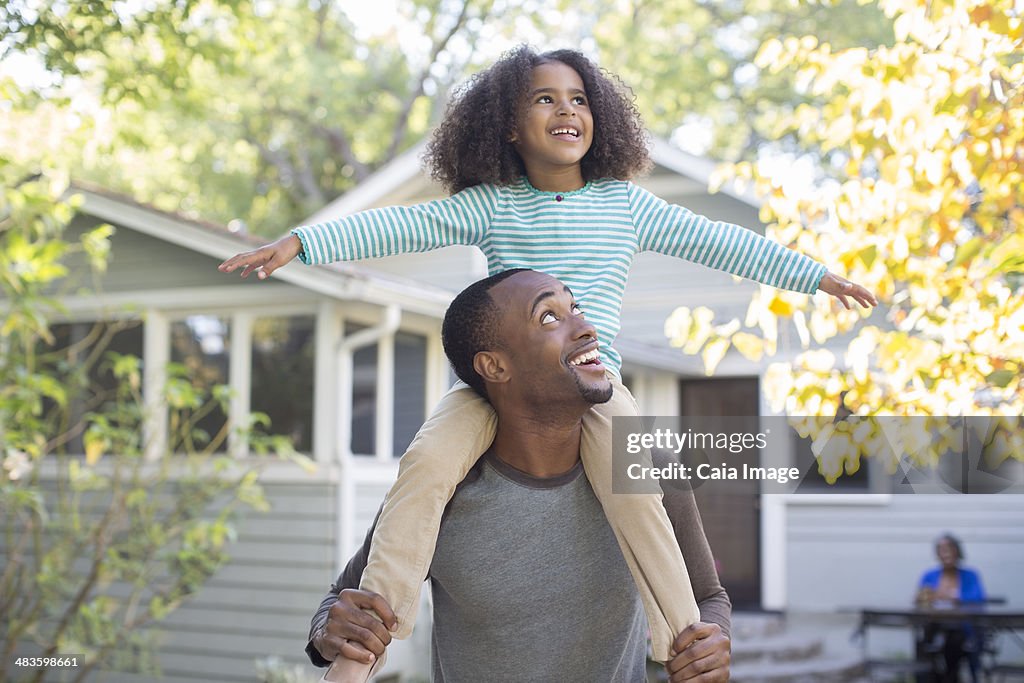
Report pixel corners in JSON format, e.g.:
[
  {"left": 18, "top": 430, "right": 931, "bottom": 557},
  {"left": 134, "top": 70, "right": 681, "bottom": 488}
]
[{"left": 424, "top": 45, "right": 651, "bottom": 194}]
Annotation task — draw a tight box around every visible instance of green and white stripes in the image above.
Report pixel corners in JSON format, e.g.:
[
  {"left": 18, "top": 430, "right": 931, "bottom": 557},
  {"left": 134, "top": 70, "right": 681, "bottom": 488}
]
[{"left": 292, "top": 178, "right": 826, "bottom": 373}]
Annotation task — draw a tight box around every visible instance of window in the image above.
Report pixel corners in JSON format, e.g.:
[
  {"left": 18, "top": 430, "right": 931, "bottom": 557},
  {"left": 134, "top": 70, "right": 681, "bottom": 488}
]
[
  {"left": 170, "top": 316, "right": 230, "bottom": 452},
  {"left": 393, "top": 331, "right": 427, "bottom": 456},
  {"left": 346, "top": 324, "right": 428, "bottom": 458},
  {"left": 251, "top": 316, "right": 315, "bottom": 452},
  {"left": 41, "top": 321, "right": 144, "bottom": 454},
  {"left": 348, "top": 324, "right": 377, "bottom": 456}
]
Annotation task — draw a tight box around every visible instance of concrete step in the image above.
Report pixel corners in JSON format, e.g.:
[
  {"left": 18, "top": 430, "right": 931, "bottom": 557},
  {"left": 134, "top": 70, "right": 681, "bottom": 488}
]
[
  {"left": 729, "top": 653, "right": 867, "bottom": 683},
  {"left": 731, "top": 632, "right": 824, "bottom": 664},
  {"left": 730, "top": 611, "right": 788, "bottom": 640},
  {"left": 724, "top": 611, "right": 869, "bottom": 683}
]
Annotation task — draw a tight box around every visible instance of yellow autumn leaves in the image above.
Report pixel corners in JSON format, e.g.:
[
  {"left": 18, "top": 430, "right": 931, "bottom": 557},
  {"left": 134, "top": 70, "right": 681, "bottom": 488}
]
[{"left": 668, "top": 0, "right": 1023, "bottom": 472}]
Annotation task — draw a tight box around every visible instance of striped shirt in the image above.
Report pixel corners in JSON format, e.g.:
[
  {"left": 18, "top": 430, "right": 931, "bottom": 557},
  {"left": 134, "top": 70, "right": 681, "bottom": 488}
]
[{"left": 292, "top": 177, "right": 827, "bottom": 372}]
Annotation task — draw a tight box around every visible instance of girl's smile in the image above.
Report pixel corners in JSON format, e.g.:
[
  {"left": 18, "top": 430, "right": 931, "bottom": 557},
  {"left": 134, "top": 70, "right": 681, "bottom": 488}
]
[{"left": 512, "top": 61, "right": 594, "bottom": 191}]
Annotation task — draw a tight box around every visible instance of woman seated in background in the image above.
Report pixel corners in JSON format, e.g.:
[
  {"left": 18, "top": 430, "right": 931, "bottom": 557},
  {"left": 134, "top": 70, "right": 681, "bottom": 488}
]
[{"left": 914, "top": 533, "right": 987, "bottom": 683}]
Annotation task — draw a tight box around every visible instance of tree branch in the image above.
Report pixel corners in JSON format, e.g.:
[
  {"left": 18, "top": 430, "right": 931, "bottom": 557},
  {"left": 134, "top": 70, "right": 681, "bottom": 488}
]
[
  {"left": 294, "top": 144, "right": 327, "bottom": 208},
  {"left": 262, "top": 105, "right": 371, "bottom": 181},
  {"left": 33, "top": 466, "right": 125, "bottom": 682},
  {"left": 384, "top": 0, "right": 477, "bottom": 161},
  {"left": 246, "top": 135, "right": 310, "bottom": 209}
]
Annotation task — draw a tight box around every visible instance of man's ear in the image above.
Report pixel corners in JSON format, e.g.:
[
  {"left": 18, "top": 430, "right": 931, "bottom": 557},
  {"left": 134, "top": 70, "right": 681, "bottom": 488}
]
[{"left": 473, "top": 350, "right": 510, "bottom": 385}]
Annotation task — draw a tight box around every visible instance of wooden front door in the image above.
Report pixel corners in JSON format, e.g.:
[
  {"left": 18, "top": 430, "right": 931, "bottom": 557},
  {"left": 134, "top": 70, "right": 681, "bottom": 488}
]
[{"left": 679, "top": 377, "right": 762, "bottom": 609}]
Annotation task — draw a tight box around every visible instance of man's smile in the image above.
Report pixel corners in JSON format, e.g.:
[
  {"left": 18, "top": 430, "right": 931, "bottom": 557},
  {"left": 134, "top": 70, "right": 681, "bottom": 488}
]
[{"left": 567, "top": 343, "right": 603, "bottom": 371}]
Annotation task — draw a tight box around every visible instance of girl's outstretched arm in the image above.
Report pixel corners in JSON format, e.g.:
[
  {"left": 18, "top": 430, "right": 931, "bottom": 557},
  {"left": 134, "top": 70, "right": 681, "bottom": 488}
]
[
  {"left": 219, "top": 184, "right": 499, "bottom": 276},
  {"left": 218, "top": 234, "right": 301, "bottom": 279},
  {"left": 630, "top": 184, "right": 876, "bottom": 306},
  {"left": 817, "top": 271, "right": 878, "bottom": 309}
]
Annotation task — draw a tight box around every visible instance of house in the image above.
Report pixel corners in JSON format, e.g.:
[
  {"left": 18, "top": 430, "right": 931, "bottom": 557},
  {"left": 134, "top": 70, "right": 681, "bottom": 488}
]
[
  {"left": 18, "top": 134, "right": 1024, "bottom": 681},
  {"left": 26, "top": 182, "right": 451, "bottom": 681},
  {"left": 298, "top": 138, "right": 1024, "bottom": 672},
  {"left": 302, "top": 137, "right": 1024, "bottom": 614}
]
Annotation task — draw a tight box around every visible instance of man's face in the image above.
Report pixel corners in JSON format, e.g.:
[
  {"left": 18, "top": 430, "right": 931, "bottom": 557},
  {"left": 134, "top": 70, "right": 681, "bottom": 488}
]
[{"left": 487, "top": 270, "right": 612, "bottom": 407}]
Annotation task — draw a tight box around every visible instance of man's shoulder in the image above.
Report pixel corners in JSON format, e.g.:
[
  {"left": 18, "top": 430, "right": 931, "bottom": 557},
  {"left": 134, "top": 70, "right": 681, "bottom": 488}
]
[{"left": 443, "top": 458, "right": 488, "bottom": 516}]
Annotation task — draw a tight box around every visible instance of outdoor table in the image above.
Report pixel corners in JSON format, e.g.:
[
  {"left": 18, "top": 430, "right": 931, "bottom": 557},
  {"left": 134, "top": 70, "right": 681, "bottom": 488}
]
[{"left": 854, "top": 604, "right": 1024, "bottom": 682}]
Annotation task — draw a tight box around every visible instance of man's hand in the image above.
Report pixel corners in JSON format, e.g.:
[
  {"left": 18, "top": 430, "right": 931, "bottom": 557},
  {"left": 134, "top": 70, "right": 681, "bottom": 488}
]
[
  {"left": 665, "top": 622, "right": 731, "bottom": 682},
  {"left": 817, "top": 271, "right": 878, "bottom": 310},
  {"left": 218, "top": 234, "right": 302, "bottom": 280},
  {"left": 314, "top": 589, "right": 398, "bottom": 666}
]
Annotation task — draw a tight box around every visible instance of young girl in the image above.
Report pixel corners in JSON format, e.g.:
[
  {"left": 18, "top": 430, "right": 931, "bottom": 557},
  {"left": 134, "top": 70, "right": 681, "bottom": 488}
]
[{"left": 220, "top": 45, "right": 876, "bottom": 681}]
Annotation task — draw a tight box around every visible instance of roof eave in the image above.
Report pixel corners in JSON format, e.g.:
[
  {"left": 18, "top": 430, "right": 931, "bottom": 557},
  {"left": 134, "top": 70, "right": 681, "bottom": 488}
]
[{"left": 73, "top": 186, "right": 453, "bottom": 317}]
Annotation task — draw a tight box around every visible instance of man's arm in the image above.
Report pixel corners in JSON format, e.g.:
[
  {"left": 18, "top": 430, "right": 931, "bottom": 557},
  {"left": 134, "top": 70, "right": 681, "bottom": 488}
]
[
  {"left": 656, "top": 451, "right": 731, "bottom": 636},
  {"left": 306, "top": 513, "right": 379, "bottom": 667},
  {"left": 656, "top": 450, "right": 732, "bottom": 681},
  {"left": 306, "top": 467, "right": 478, "bottom": 666}
]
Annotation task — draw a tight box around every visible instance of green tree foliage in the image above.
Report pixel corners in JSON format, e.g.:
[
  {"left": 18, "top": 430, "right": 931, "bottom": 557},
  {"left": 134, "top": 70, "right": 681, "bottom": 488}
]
[
  {"left": 0, "top": 0, "right": 530, "bottom": 234},
  {"left": 1, "top": 0, "right": 897, "bottom": 235},
  {"left": 587, "top": 0, "right": 895, "bottom": 160},
  {"left": 0, "top": 160, "right": 307, "bottom": 679},
  {"left": 667, "top": 0, "right": 1023, "bottom": 480}
]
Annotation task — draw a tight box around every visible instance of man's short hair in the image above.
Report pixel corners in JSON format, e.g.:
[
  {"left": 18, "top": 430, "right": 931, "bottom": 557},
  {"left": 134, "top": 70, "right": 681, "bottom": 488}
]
[{"left": 442, "top": 268, "right": 530, "bottom": 398}]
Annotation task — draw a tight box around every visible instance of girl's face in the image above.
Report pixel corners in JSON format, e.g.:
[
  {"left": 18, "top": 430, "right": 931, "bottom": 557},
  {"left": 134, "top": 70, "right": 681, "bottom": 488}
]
[{"left": 512, "top": 61, "right": 594, "bottom": 180}]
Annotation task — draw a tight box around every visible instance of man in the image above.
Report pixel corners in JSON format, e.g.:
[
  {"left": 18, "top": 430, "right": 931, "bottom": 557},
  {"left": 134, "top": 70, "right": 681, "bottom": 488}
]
[{"left": 307, "top": 268, "right": 731, "bottom": 682}]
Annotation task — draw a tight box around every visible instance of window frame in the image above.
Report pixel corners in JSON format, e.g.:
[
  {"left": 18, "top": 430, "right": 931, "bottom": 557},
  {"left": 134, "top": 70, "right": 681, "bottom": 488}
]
[
  {"left": 43, "top": 297, "right": 445, "bottom": 469},
  {"left": 156, "top": 303, "right": 319, "bottom": 458}
]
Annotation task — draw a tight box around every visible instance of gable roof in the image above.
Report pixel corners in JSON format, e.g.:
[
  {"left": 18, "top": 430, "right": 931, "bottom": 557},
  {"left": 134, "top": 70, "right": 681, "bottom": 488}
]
[
  {"left": 72, "top": 182, "right": 454, "bottom": 316},
  {"left": 646, "top": 136, "right": 761, "bottom": 206}
]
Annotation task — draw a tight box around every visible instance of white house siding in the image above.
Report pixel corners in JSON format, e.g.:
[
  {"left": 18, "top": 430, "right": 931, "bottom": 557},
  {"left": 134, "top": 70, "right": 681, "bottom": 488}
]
[
  {"left": 6, "top": 475, "right": 428, "bottom": 683},
  {"left": 353, "top": 245, "right": 487, "bottom": 292},
  {"left": 784, "top": 494, "right": 1024, "bottom": 664},
  {"left": 24, "top": 475, "right": 422, "bottom": 683},
  {"left": 785, "top": 494, "right": 1024, "bottom": 609}
]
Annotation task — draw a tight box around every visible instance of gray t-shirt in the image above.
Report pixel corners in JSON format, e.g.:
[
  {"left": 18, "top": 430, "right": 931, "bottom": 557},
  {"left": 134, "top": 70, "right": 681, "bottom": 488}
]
[
  {"left": 307, "top": 450, "right": 731, "bottom": 681},
  {"left": 428, "top": 452, "right": 647, "bottom": 682}
]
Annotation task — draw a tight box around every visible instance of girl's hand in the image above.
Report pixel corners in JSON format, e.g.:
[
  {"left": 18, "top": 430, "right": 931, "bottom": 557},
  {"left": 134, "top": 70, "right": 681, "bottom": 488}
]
[
  {"left": 817, "top": 272, "right": 878, "bottom": 310},
  {"left": 218, "top": 234, "right": 302, "bottom": 279}
]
